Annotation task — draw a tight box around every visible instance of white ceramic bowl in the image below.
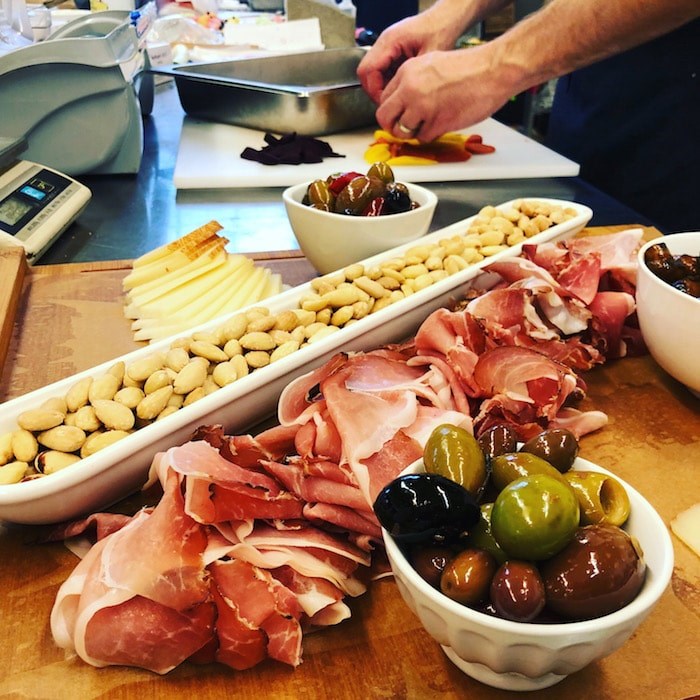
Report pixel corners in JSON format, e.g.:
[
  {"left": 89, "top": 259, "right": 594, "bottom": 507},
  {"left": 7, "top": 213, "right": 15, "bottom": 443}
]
[
  {"left": 636, "top": 231, "right": 700, "bottom": 396},
  {"left": 283, "top": 180, "right": 438, "bottom": 274},
  {"left": 382, "top": 458, "right": 674, "bottom": 691}
]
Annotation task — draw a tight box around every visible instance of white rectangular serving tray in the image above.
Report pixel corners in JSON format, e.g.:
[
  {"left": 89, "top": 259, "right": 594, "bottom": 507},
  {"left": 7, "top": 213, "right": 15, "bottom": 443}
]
[{"left": 0, "top": 198, "right": 592, "bottom": 525}]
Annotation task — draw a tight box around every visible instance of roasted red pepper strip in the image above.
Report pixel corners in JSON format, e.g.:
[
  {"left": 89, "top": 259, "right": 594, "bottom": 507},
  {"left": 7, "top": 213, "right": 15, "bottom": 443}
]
[
  {"left": 363, "top": 196, "right": 386, "bottom": 217},
  {"left": 465, "top": 141, "right": 497, "bottom": 154},
  {"left": 327, "top": 171, "right": 364, "bottom": 195}
]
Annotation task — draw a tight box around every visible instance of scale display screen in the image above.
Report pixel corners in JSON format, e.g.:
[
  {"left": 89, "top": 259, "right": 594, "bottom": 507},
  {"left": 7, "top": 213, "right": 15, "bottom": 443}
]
[
  {"left": 0, "top": 169, "right": 68, "bottom": 235},
  {"left": 0, "top": 195, "right": 33, "bottom": 227}
]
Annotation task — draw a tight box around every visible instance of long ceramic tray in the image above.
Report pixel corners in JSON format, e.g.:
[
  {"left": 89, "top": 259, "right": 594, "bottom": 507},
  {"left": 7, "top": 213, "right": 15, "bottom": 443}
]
[{"left": 0, "top": 198, "right": 592, "bottom": 524}]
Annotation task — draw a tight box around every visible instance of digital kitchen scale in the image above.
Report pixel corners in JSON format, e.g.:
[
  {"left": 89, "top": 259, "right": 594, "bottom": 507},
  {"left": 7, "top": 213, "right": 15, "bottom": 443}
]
[{"left": 0, "top": 136, "right": 92, "bottom": 263}]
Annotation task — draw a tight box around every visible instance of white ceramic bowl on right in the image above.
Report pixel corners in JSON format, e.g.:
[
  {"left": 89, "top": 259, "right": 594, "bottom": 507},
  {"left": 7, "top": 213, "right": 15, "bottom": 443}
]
[
  {"left": 636, "top": 231, "right": 700, "bottom": 396},
  {"left": 381, "top": 459, "right": 674, "bottom": 692}
]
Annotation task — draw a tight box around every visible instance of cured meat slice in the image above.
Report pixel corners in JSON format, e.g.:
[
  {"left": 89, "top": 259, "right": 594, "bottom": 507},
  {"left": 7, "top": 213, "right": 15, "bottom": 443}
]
[
  {"left": 209, "top": 559, "right": 303, "bottom": 667},
  {"left": 83, "top": 596, "right": 216, "bottom": 674}
]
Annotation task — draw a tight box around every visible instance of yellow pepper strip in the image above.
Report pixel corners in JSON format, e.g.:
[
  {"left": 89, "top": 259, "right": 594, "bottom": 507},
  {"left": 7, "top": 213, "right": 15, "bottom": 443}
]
[
  {"left": 386, "top": 155, "right": 438, "bottom": 166},
  {"left": 364, "top": 129, "right": 491, "bottom": 165}
]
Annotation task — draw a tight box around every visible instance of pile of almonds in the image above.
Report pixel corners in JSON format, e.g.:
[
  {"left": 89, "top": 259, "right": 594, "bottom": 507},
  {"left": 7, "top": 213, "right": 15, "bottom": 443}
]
[{"left": 0, "top": 199, "right": 578, "bottom": 485}]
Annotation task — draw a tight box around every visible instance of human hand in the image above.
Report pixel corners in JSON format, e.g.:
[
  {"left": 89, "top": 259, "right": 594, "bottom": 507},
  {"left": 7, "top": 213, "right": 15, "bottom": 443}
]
[
  {"left": 357, "top": 15, "right": 451, "bottom": 104},
  {"left": 374, "top": 44, "right": 518, "bottom": 142}
]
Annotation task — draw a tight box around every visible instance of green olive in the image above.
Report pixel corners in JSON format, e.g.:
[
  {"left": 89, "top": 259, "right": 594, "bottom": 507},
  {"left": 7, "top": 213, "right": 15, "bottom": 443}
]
[
  {"left": 491, "top": 474, "right": 580, "bottom": 561},
  {"left": 334, "top": 175, "right": 385, "bottom": 215},
  {"left": 519, "top": 428, "right": 579, "bottom": 473},
  {"left": 306, "top": 179, "right": 335, "bottom": 211},
  {"left": 465, "top": 503, "right": 508, "bottom": 564},
  {"left": 564, "top": 471, "right": 631, "bottom": 527},
  {"left": 366, "top": 161, "right": 395, "bottom": 184},
  {"left": 424, "top": 424, "right": 488, "bottom": 498},
  {"left": 490, "top": 451, "right": 570, "bottom": 493},
  {"left": 440, "top": 547, "right": 497, "bottom": 605}
]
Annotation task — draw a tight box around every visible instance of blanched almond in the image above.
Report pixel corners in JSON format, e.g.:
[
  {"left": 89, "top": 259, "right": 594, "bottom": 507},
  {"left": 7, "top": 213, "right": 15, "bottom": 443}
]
[
  {"left": 127, "top": 353, "right": 165, "bottom": 383},
  {"left": 65, "top": 377, "right": 92, "bottom": 413},
  {"left": 136, "top": 386, "right": 173, "bottom": 420},
  {"left": 0, "top": 432, "right": 13, "bottom": 465},
  {"left": 37, "top": 425, "right": 86, "bottom": 453},
  {"left": 173, "top": 358, "right": 208, "bottom": 395},
  {"left": 80, "top": 430, "right": 130, "bottom": 458},
  {"left": 17, "top": 408, "right": 65, "bottom": 432},
  {"left": 0, "top": 461, "right": 28, "bottom": 485},
  {"left": 12, "top": 429, "right": 38, "bottom": 463},
  {"left": 92, "top": 399, "right": 136, "bottom": 431},
  {"left": 36, "top": 450, "right": 81, "bottom": 475},
  {"left": 74, "top": 405, "right": 101, "bottom": 432},
  {"left": 88, "top": 374, "right": 121, "bottom": 403}
]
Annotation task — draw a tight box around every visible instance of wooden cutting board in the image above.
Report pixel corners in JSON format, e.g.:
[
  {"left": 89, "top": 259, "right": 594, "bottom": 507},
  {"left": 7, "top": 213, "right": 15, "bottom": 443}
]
[
  {"left": 0, "top": 251, "right": 316, "bottom": 401},
  {"left": 0, "top": 247, "right": 28, "bottom": 380}
]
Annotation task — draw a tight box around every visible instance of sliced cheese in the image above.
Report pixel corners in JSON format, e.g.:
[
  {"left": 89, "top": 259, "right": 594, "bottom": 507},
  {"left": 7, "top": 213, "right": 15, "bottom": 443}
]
[{"left": 670, "top": 503, "right": 700, "bottom": 557}]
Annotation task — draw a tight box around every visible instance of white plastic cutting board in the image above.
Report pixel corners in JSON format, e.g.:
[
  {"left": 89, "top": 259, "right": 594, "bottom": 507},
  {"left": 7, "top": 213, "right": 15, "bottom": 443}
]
[{"left": 174, "top": 117, "right": 579, "bottom": 189}]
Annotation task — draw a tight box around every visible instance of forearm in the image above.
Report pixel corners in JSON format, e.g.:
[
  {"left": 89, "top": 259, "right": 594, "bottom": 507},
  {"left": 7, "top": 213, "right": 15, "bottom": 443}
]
[
  {"left": 421, "top": 0, "right": 516, "bottom": 45},
  {"left": 488, "top": 0, "right": 700, "bottom": 94}
]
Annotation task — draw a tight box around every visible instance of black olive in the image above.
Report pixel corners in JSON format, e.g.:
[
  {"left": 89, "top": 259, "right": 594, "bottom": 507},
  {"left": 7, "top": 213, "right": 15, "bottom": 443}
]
[
  {"left": 373, "top": 473, "right": 480, "bottom": 545},
  {"left": 383, "top": 182, "right": 413, "bottom": 214}
]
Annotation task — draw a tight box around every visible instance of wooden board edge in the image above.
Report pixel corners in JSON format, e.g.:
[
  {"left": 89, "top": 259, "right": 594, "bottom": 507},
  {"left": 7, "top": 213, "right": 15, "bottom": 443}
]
[{"left": 0, "top": 248, "right": 28, "bottom": 378}]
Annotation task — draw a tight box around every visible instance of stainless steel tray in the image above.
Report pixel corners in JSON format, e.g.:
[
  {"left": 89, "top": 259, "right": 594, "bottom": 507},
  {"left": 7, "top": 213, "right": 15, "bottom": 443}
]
[{"left": 153, "top": 48, "right": 377, "bottom": 136}]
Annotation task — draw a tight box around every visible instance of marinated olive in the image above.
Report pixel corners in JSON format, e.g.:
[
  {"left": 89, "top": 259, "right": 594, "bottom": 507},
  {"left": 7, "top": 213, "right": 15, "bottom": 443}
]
[
  {"left": 541, "top": 524, "right": 646, "bottom": 620},
  {"left": 334, "top": 175, "right": 386, "bottom": 215},
  {"left": 490, "top": 560, "right": 546, "bottom": 622},
  {"left": 383, "top": 182, "right": 413, "bottom": 214},
  {"left": 465, "top": 503, "right": 508, "bottom": 565},
  {"left": 564, "top": 471, "right": 631, "bottom": 527},
  {"left": 490, "top": 452, "right": 570, "bottom": 493},
  {"left": 326, "top": 170, "right": 364, "bottom": 195},
  {"left": 477, "top": 424, "right": 518, "bottom": 462},
  {"left": 366, "top": 161, "right": 395, "bottom": 184},
  {"left": 306, "top": 179, "right": 335, "bottom": 211},
  {"left": 410, "top": 544, "right": 454, "bottom": 588},
  {"left": 440, "top": 547, "right": 497, "bottom": 605},
  {"left": 424, "top": 424, "right": 488, "bottom": 499},
  {"left": 520, "top": 428, "right": 579, "bottom": 473},
  {"left": 373, "top": 473, "right": 480, "bottom": 545},
  {"left": 491, "top": 474, "right": 580, "bottom": 561}
]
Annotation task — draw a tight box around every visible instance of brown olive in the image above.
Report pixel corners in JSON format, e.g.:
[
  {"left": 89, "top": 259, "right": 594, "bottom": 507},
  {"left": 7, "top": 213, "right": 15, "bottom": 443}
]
[
  {"left": 490, "top": 560, "right": 546, "bottom": 622},
  {"left": 519, "top": 428, "right": 579, "bottom": 473},
  {"left": 410, "top": 544, "right": 454, "bottom": 588},
  {"left": 334, "top": 175, "right": 385, "bottom": 215},
  {"left": 366, "top": 161, "right": 395, "bottom": 184},
  {"left": 306, "top": 178, "right": 335, "bottom": 211},
  {"left": 440, "top": 547, "right": 497, "bottom": 605},
  {"left": 477, "top": 424, "right": 518, "bottom": 462},
  {"left": 541, "top": 524, "right": 646, "bottom": 620}
]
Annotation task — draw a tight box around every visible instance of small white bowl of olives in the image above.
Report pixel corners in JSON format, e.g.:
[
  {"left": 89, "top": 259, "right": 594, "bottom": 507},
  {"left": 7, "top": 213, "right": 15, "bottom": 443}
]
[
  {"left": 374, "top": 424, "right": 674, "bottom": 691},
  {"left": 282, "top": 163, "right": 438, "bottom": 275},
  {"left": 636, "top": 231, "right": 700, "bottom": 396}
]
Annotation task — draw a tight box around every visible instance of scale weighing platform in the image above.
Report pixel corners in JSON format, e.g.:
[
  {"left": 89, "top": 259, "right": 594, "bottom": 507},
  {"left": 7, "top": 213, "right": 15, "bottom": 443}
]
[{"left": 0, "top": 136, "right": 91, "bottom": 263}]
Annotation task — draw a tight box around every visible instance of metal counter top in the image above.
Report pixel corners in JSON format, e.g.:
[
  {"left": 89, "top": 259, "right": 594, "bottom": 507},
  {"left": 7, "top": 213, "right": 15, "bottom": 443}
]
[{"left": 37, "top": 81, "right": 655, "bottom": 266}]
